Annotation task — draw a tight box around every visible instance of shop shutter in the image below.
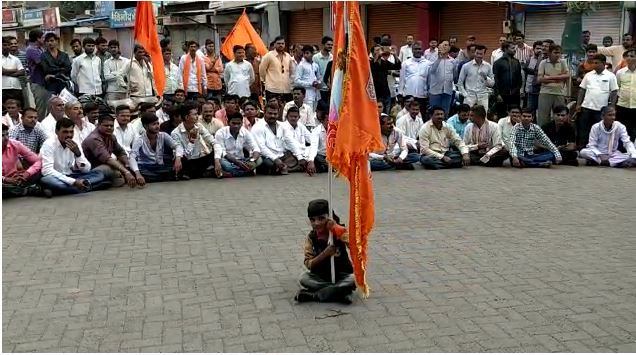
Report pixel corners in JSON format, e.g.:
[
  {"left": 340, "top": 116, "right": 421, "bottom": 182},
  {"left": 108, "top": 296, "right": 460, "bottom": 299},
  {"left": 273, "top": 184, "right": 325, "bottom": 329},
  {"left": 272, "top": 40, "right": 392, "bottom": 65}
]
[
  {"left": 366, "top": 3, "right": 418, "bottom": 48},
  {"left": 524, "top": 7, "right": 565, "bottom": 45},
  {"left": 287, "top": 9, "right": 324, "bottom": 48},
  {"left": 582, "top": 2, "right": 623, "bottom": 45},
  {"left": 439, "top": 2, "right": 507, "bottom": 59}
]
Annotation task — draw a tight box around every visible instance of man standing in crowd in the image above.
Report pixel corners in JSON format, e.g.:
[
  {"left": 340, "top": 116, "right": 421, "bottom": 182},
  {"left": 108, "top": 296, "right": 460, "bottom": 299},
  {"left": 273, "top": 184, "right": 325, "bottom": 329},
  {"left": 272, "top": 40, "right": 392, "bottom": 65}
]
[
  {"left": 95, "top": 37, "right": 111, "bottom": 63},
  {"left": 224, "top": 45, "right": 255, "bottom": 100},
  {"left": 576, "top": 53, "right": 618, "bottom": 149},
  {"left": 490, "top": 36, "right": 507, "bottom": 64},
  {"left": 70, "top": 39, "right": 83, "bottom": 60},
  {"left": 8, "top": 36, "right": 29, "bottom": 108},
  {"left": 103, "top": 40, "right": 130, "bottom": 107},
  {"left": 457, "top": 35, "right": 476, "bottom": 63},
  {"left": 423, "top": 39, "right": 438, "bottom": 62},
  {"left": 260, "top": 36, "right": 294, "bottom": 103},
  {"left": 313, "top": 36, "right": 333, "bottom": 102},
  {"left": 179, "top": 41, "right": 207, "bottom": 101},
  {"left": 400, "top": 41, "right": 432, "bottom": 113},
  {"left": 371, "top": 44, "right": 401, "bottom": 115},
  {"left": 399, "top": 34, "right": 415, "bottom": 62},
  {"left": 203, "top": 39, "right": 223, "bottom": 99},
  {"left": 26, "top": 30, "right": 48, "bottom": 119},
  {"left": 615, "top": 49, "right": 636, "bottom": 139},
  {"left": 428, "top": 41, "right": 455, "bottom": 116},
  {"left": 294, "top": 45, "right": 321, "bottom": 110},
  {"left": 41, "top": 33, "right": 72, "bottom": 96},
  {"left": 493, "top": 41, "right": 523, "bottom": 119},
  {"left": 162, "top": 45, "right": 180, "bottom": 102},
  {"left": 457, "top": 44, "right": 494, "bottom": 111},
  {"left": 597, "top": 33, "right": 634, "bottom": 69},
  {"left": 71, "top": 38, "right": 103, "bottom": 98},
  {"left": 2, "top": 36, "right": 25, "bottom": 107},
  {"left": 524, "top": 41, "right": 544, "bottom": 113},
  {"left": 245, "top": 43, "right": 262, "bottom": 103},
  {"left": 513, "top": 31, "right": 534, "bottom": 65},
  {"left": 537, "top": 44, "right": 570, "bottom": 127},
  {"left": 129, "top": 45, "right": 158, "bottom": 108}
]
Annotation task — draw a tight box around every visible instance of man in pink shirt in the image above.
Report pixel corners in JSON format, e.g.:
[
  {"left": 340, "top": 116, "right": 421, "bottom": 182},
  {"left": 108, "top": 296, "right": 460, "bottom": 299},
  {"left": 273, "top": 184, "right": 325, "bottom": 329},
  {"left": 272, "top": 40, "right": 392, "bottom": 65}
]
[
  {"left": 214, "top": 94, "right": 239, "bottom": 126},
  {"left": 2, "top": 124, "right": 42, "bottom": 197}
]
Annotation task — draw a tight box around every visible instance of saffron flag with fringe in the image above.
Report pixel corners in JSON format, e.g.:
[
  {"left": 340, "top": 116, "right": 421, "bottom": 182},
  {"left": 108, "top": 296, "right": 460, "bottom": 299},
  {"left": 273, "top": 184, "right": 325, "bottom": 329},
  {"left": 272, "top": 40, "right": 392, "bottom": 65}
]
[
  {"left": 327, "top": 1, "right": 383, "bottom": 297},
  {"left": 133, "top": 1, "right": 165, "bottom": 95}
]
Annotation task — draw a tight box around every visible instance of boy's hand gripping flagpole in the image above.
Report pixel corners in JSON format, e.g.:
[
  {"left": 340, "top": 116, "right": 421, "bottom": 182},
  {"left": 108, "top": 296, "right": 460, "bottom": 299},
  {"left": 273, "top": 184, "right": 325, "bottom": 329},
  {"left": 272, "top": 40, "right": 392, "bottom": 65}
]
[{"left": 326, "top": 1, "right": 384, "bottom": 297}]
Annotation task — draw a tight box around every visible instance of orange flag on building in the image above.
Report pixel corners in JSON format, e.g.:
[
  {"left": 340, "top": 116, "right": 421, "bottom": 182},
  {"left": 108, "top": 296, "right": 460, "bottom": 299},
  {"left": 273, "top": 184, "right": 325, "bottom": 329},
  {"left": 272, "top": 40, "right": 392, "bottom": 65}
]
[
  {"left": 327, "top": 1, "right": 384, "bottom": 297},
  {"left": 221, "top": 10, "right": 268, "bottom": 61},
  {"left": 133, "top": 1, "right": 165, "bottom": 95}
]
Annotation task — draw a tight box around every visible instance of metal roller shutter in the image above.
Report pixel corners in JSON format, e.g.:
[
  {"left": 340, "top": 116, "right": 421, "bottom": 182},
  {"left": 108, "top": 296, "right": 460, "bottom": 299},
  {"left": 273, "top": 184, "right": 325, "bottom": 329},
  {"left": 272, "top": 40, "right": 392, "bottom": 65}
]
[
  {"left": 582, "top": 2, "right": 623, "bottom": 45},
  {"left": 524, "top": 7, "right": 565, "bottom": 45},
  {"left": 439, "top": 2, "right": 508, "bottom": 59},
  {"left": 366, "top": 3, "right": 418, "bottom": 48},
  {"left": 287, "top": 9, "right": 324, "bottom": 48}
]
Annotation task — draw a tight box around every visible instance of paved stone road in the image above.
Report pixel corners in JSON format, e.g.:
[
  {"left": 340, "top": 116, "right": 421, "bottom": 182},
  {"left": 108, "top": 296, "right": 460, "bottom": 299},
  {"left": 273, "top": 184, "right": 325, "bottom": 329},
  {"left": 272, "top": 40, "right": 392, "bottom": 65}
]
[{"left": 3, "top": 166, "right": 636, "bottom": 352}]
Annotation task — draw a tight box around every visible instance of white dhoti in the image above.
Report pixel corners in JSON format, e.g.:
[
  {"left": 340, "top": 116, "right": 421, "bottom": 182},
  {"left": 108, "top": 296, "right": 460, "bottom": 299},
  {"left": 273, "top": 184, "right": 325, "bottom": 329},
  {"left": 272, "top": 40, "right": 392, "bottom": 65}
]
[{"left": 579, "top": 148, "right": 635, "bottom": 167}]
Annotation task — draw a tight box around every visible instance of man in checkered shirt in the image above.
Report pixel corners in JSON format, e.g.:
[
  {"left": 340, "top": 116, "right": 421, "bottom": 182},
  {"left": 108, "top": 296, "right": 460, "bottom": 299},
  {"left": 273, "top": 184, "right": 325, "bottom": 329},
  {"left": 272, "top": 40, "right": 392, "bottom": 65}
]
[
  {"left": 509, "top": 108, "right": 563, "bottom": 168},
  {"left": 8, "top": 107, "right": 48, "bottom": 154}
]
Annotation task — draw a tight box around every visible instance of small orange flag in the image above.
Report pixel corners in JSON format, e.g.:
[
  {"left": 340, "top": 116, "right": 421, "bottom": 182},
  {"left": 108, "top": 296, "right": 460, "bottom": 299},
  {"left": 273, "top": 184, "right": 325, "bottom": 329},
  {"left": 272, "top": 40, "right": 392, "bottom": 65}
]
[
  {"left": 327, "top": 1, "right": 383, "bottom": 297},
  {"left": 221, "top": 10, "right": 268, "bottom": 61},
  {"left": 133, "top": 1, "right": 165, "bottom": 95}
]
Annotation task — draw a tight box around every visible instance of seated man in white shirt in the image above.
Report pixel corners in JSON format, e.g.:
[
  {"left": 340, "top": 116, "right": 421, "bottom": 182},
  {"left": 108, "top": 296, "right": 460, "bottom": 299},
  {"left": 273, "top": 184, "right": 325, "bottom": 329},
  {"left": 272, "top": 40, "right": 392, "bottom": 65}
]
[
  {"left": 463, "top": 105, "right": 508, "bottom": 167},
  {"left": 283, "top": 87, "right": 316, "bottom": 130},
  {"left": 418, "top": 106, "right": 470, "bottom": 169},
  {"left": 282, "top": 106, "right": 312, "bottom": 160},
  {"left": 252, "top": 103, "right": 307, "bottom": 175},
  {"left": 128, "top": 112, "right": 183, "bottom": 183},
  {"left": 498, "top": 106, "right": 522, "bottom": 152},
  {"left": 370, "top": 114, "right": 420, "bottom": 171},
  {"left": 170, "top": 101, "right": 217, "bottom": 179},
  {"left": 580, "top": 106, "right": 636, "bottom": 167},
  {"left": 39, "top": 118, "right": 107, "bottom": 197},
  {"left": 41, "top": 96, "right": 67, "bottom": 138},
  {"left": 395, "top": 99, "right": 423, "bottom": 152},
  {"left": 306, "top": 102, "right": 329, "bottom": 175},
  {"left": 113, "top": 105, "right": 137, "bottom": 155},
  {"left": 213, "top": 112, "right": 262, "bottom": 178}
]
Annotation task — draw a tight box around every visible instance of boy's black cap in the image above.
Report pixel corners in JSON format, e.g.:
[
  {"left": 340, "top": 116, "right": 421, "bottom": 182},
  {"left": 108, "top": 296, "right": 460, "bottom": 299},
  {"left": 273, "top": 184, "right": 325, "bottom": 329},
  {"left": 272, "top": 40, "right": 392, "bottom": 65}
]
[{"left": 308, "top": 199, "right": 329, "bottom": 218}]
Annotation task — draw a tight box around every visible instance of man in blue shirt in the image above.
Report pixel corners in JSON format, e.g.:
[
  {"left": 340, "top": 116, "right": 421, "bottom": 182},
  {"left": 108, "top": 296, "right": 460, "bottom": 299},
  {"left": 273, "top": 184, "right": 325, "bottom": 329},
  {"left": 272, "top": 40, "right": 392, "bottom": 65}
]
[{"left": 446, "top": 104, "right": 471, "bottom": 138}]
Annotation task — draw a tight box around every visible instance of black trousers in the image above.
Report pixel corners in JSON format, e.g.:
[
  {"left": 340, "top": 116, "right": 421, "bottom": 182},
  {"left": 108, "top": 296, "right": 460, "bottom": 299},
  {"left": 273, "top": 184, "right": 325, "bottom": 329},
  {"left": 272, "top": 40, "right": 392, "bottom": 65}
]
[
  {"left": 265, "top": 90, "right": 292, "bottom": 104},
  {"left": 182, "top": 153, "right": 215, "bottom": 178},
  {"left": 469, "top": 150, "right": 509, "bottom": 167},
  {"left": 577, "top": 108, "right": 602, "bottom": 148},
  {"left": 616, "top": 105, "right": 636, "bottom": 140},
  {"left": 299, "top": 272, "right": 356, "bottom": 303},
  {"left": 496, "top": 93, "right": 521, "bottom": 120}
]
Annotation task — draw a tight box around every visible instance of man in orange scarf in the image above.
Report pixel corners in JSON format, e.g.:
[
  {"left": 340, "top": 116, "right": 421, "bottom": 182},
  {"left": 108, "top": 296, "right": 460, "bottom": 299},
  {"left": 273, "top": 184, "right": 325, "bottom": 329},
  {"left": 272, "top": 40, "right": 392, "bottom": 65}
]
[{"left": 178, "top": 40, "right": 207, "bottom": 101}]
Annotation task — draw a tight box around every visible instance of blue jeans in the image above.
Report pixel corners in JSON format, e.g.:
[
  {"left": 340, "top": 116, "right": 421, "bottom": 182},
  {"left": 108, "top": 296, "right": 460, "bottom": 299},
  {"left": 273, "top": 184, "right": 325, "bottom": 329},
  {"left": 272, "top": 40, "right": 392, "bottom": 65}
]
[
  {"left": 221, "top": 157, "right": 263, "bottom": 177},
  {"left": 429, "top": 94, "right": 452, "bottom": 117},
  {"left": 517, "top": 151, "right": 555, "bottom": 167},
  {"left": 370, "top": 152, "right": 420, "bottom": 171},
  {"left": 40, "top": 171, "right": 108, "bottom": 195},
  {"left": 420, "top": 150, "right": 463, "bottom": 170}
]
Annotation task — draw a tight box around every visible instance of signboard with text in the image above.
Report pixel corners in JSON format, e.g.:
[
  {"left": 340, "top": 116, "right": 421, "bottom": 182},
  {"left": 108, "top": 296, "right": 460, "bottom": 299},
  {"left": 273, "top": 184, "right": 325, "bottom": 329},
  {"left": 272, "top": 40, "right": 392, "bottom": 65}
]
[
  {"left": 22, "top": 9, "right": 43, "bottom": 27},
  {"left": 110, "top": 8, "right": 136, "bottom": 28},
  {"left": 2, "top": 9, "right": 18, "bottom": 28},
  {"left": 95, "top": 1, "right": 115, "bottom": 17}
]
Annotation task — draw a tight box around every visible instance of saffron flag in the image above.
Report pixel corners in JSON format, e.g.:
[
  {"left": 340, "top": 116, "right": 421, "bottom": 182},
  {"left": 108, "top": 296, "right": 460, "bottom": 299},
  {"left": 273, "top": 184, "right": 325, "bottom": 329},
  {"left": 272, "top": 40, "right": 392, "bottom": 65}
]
[
  {"left": 133, "top": 1, "right": 165, "bottom": 95},
  {"left": 327, "top": 1, "right": 384, "bottom": 297},
  {"left": 221, "top": 10, "right": 268, "bottom": 61}
]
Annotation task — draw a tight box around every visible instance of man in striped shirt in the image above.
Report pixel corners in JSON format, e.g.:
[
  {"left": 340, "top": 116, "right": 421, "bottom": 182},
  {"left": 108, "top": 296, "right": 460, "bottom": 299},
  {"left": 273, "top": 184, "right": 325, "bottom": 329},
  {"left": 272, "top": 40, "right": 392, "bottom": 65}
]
[{"left": 509, "top": 108, "right": 562, "bottom": 168}]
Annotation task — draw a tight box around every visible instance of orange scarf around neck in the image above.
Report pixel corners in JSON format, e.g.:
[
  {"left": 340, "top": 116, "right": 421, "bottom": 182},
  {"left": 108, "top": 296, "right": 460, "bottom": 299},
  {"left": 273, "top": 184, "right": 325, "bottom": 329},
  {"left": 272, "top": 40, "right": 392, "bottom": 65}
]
[{"left": 183, "top": 54, "right": 202, "bottom": 95}]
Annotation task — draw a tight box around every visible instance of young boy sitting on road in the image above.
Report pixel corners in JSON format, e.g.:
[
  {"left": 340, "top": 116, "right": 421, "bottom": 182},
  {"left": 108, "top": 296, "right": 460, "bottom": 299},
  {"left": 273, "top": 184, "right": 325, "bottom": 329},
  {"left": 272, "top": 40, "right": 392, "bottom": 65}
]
[{"left": 295, "top": 199, "right": 356, "bottom": 304}]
